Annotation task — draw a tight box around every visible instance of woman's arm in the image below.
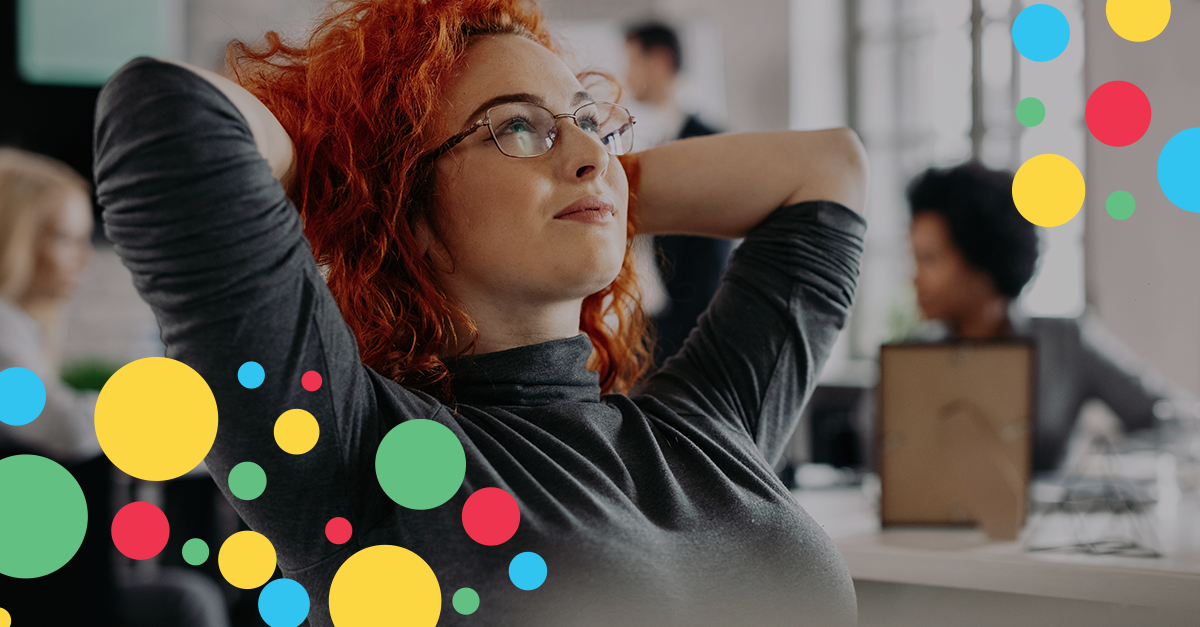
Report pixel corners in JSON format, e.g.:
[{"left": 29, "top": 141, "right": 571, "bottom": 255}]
[
  {"left": 633, "top": 128, "right": 868, "bottom": 238},
  {"left": 158, "top": 60, "right": 296, "bottom": 186}
]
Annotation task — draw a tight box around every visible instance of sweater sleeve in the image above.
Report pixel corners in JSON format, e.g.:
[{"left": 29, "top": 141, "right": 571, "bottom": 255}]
[
  {"left": 93, "top": 57, "right": 439, "bottom": 570},
  {"left": 634, "top": 201, "right": 865, "bottom": 465}
]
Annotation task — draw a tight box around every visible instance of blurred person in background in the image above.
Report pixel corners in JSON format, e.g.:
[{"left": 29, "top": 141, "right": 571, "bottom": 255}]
[
  {"left": 624, "top": 21, "right": 733, "bottom": 367},
  {"left": 0, "top": 147, "right": 229, "bottom": 627},
  {"left": 0, "top": 147, "right": 100, "bottom": 460},
  {"left": 905, "top": 161, "right": 1192, "bottom": 473}
]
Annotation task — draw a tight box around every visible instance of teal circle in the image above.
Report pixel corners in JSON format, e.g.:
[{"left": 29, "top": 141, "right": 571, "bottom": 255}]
[
  {"left": 238, "top": 362, "right": 265, "bottom": 389},
  {"left": 0, "top": 455, "right": 88, "bottom": 578},
  {"left": 508, "top": 552, "right": 547, "bottom": 591},
  {"left": 258, "top": 578, "right": 310, "bottom": 627},
  {"left": 1016, "top": 97, "right": 1046, "bottom": 127},
  {"left": 375, "top": 419, "right": 466, "bottom": 510},
  {"left": 182, "top": 538, "right": 210, "bottom": 565},
  {"left": 229, "top": 462, "right": 267, "bottom": 500},
  {"left": 1106, "top": 191, "right": 1136, "bottom": 220},
  {"left": 452, "top": 587, "right": 480, "bottom": 615},
  {"left": 0, "top": 367, "right": 47, "bottom": 426},
  {"left": 1012, "top": 4, "right": 1070, "bottom": 62},
  {"left": 1158, "top": 128, "right": 1200, "bottom": 212}
]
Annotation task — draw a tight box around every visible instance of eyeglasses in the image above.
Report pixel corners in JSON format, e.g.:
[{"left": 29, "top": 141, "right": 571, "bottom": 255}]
[{"left": 427, "top": 101, "right": 636, "bottom": 161}]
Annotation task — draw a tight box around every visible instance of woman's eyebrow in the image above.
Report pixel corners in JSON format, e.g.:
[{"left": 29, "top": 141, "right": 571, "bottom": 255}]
[{"left": 462, "top": 90, "right": 594, "bottom": 127}]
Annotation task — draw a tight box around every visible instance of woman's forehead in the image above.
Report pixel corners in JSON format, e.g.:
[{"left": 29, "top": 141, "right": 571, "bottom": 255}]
[{"left": 444, "top": 35, "right": 583, "bottom": 126}]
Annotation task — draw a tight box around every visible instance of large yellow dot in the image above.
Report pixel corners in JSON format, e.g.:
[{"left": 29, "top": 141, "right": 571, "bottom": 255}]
[
  {"left": 329, "top": 545, "right": 441, "bottom": 627},
  {"left": 1012, "top": 154, "right": 1086, "bottom": 228},
  {"left": 1107, "top": 0, "right": 1171, "bottom": 42},
  {"left": 95, "top": 357, "right": 218, "bottom": 481},
  {"left": 274, "top": 409, "right": 319, "bottom": 455},
  {"left": 218, "top": 530, "right": 277, "bottom": 589}
]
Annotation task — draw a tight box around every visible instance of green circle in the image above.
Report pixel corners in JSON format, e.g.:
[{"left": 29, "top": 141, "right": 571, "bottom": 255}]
[
  {"left": 1016, "top": 97, "right": 1046, "bottom": 127},
  {"left": 375, "top": 419, "right": 466, "bottom": 510},
  {"left": 182, "top": 538, "right": 210, "bottom": 565},
  {"left": 0, "top": 455, "right": 88, "bottom": 578},
  {"left": 1106, "top": 190, "right": 1137, "bottom": 220},
  {"left": 453, "top": 587, "right": 480, "bottom": 615},
  {"left": 228, "top": 461, "right": 266, "bottom": 500}
]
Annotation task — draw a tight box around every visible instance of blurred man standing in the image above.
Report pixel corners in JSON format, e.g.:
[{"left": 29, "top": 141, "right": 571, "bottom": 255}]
[{"left": 625, "top": 22, "right": 732, "bottom": 367}]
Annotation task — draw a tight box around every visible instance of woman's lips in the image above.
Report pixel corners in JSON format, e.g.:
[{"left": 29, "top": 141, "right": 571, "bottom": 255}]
[{"left": 555, "top": 196, "right": 616, "bottom": 224}]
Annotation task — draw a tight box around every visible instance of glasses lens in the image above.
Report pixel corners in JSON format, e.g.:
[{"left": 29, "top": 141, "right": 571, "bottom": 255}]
[
  {"left": 575, "top": 103, "right": 634, "bottom": 155},
  {"left": 489, "top": 103, "right": 557, "bottom": 157}
]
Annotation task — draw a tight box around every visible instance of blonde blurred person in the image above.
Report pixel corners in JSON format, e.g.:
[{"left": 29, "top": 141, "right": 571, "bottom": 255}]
[
  {"left": 0, "top": 147, "right": 100, "bottom": 461},
  {"left": 0, "top": 146, "right": 231, "bottom": 627}
]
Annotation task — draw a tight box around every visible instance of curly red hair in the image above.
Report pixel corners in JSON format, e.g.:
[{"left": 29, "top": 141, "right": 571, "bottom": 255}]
[{"left": 228, "top": 0, "right": 651, "bottom": 401}]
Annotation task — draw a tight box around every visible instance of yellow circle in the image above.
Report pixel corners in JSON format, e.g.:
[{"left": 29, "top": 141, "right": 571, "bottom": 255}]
[
  {"left": 330, "top": 545, "right": 441, "bottom": 626},
  {"left": 0, "top": 607, "right": 10, "bottom": 627},
  {"left": 95, "top": 357, "right": 218, "bottom": 481},
  {"left": 274, "top": 409, "right": 320, "bottom": 455},
  {"left": 217, "top": 530, "right": 277, "bottom": 589},
  {"left": 1012, "top": 154, "right": 1086, "bottom": 228},
  {"left": 1107, "top": 0, "right": 1171, "bottom": 42}
]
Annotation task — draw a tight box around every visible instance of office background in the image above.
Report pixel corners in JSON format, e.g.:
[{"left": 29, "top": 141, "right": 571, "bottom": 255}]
[{"left": 5, "top": 0, "right": 1195, "bottom": 406}]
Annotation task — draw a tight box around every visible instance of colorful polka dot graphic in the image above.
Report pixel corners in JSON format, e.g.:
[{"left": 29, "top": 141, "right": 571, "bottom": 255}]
[
  {"left": 111, "top": 501, "right": 170, "bottom": 560},
  {"left": 1086, "top": 81, "right": 1152, "bottom": 147},
  {"left": 463, "top": 487, "right": 521, "bottom": 546},
  {"left": 1012, "top": 4, "right": 1070, "bottom": 62},
  {"left": 0, "top": 367, "right": 46, "bottom": 426},
  {"left": 0, "top": 454, "right": 87, "bottom": 579}
]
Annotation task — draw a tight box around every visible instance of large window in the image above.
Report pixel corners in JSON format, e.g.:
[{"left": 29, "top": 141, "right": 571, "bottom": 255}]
[{"left": 792, "top": 0, "right": 1085, "bottom": 375}]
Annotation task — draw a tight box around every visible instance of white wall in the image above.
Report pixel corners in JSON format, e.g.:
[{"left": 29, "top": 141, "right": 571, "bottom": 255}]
[{"left": 1083, "top": 1, "right": 1200, "bottom": 397}]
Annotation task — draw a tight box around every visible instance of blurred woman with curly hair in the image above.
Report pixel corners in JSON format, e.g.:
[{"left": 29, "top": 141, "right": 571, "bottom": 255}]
[{"left": 94, "top": 0, "right": 867, "bottom": 624}]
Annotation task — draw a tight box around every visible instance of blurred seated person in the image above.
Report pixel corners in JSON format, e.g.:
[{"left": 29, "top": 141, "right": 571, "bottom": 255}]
[
  {"left": 624, "top": 21, "right": 733, "bottom": 366},
  {"left": 906, "top": 162, "right": 1187, "bottom": 473},
  {"left": 0, "top": 147, "right": 230, "bottom": 627}
]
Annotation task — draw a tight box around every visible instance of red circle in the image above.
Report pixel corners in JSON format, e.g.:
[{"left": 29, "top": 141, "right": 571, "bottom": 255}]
[
  {"left": 111, "top": 501, "right": 169, "bottom": 560},
  {"left": 325, "top": 517, "right": 352, "bottom": 544},
  {"left": 301, "top": 371, "right": 322, "bottom": 392},
  {"left": 462, "top": 487, "right": 520, "bottom": 546},
  {"left": 1085, "top": 81, "right": 1151, "bottom": 147}
]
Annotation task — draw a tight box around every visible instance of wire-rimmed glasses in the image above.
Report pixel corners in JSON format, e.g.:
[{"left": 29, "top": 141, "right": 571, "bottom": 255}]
[{"left": 427, "top": 101, "right": 636, "bottom": 161}]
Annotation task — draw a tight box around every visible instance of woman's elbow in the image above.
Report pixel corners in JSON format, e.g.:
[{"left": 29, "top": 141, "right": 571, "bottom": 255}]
[{"left": 782, "top": 127, "right": 869, "bottom": 214}]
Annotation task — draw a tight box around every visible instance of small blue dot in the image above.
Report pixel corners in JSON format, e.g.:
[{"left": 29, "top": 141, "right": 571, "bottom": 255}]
[
  {"left": 1012, "top": 4, "right": 1070, "bottom": 63},
  {"left": 508, "top": 552, "right": 547, "bottom": 591},
  {"left": 1158, "top": 128, "right": 1200, "bottom": 213},
  {"left": 258, "top": 578, "right": 309, "bottom": 627},
  {"left": 0, "top": 367, "right": 47, "bottom": 426},
  {"left": 238, "top": 362, "right": 265, "bottom": 389}
]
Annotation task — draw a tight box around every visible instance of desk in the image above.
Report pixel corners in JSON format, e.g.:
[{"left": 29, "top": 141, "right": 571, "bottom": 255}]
[{"left": 794, "top": 487, "right": 1200, "bottom": 627}]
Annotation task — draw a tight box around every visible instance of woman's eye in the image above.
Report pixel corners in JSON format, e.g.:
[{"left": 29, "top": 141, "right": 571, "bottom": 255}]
[
  {"left": 497, "top": 117, "right": 537, "bottom": 136},
  {"left": 578, "top": 115, "right": 601, "bottom": 134}
]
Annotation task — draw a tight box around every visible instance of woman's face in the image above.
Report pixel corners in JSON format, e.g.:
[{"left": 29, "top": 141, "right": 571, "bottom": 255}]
[
  {"left": 25, "top": 191, "right": 93, "bottom": 301},
  {"left": 429, "top": 34, "right": 629, "bottom": 313},
  {"left": 909, "top": 211, "right": 996, "bottom": 323}
]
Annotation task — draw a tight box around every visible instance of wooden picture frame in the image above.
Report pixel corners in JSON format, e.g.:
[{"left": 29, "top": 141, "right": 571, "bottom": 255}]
[{"left": 878, "top": 342, "right": 1035, "bottom": 540}]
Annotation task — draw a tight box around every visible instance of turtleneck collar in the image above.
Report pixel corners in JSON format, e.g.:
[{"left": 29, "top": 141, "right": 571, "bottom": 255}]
[{"left": 444, "top": 333, "right": 602, "bottom": 406}]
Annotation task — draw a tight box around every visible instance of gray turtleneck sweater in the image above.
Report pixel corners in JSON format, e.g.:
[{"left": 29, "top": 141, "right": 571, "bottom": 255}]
[{"left": 94, "top": 58, "right": 866, "bottom": 627}]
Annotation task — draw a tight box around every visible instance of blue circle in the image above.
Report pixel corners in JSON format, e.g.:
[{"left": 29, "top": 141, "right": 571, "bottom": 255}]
[
  {"left": 1159, "top": 128, "right": 1200, "bottom": 213},
  {"left": 508, "top": 552, "right": 547, "bottom": 591},
  {"left": 238, "top": 362, "right": 265, "bottom": 389},
  {"left": 258, "top": 578, "right": 310, "bottom": 627},
  {"left": 1012, "top": 4, "right": 1070, "bottom": 62},
  {"left": 0, "top": 367, "right": 47, "bottom": 426}
]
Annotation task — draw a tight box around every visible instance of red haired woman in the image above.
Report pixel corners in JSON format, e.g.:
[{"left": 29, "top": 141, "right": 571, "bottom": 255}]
[{"left": 94, "top": 0, "right": 867, "bottom": 625}]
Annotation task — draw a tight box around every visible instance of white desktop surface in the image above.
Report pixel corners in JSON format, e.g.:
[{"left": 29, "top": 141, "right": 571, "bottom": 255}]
[{"left": 794, "top": 487, "right": 1200, "bottom": 624}]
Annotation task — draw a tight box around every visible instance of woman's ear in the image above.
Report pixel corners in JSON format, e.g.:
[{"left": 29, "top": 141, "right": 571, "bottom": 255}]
[{"left": 414, "top": 217, "right": 453, "bottom": 273}]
